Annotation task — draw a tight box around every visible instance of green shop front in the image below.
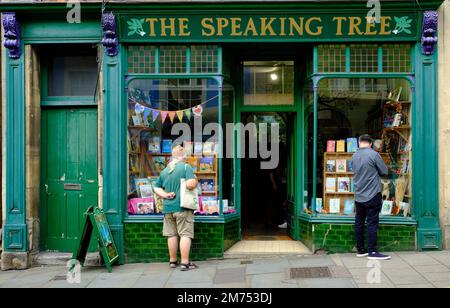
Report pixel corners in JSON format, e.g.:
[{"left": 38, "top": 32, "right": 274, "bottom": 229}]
[{"left": 0, "top": 1, "right": 444, "bottom": 269}]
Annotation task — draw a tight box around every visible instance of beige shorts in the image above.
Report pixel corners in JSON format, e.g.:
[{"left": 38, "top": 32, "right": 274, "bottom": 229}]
[{"left": 163, "top": 210, "right": 195, "bottom": 239}]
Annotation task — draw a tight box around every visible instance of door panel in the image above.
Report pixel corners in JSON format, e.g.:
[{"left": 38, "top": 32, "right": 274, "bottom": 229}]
[{"left": 41, "top": 108, "right": 98, "bottom": 252}]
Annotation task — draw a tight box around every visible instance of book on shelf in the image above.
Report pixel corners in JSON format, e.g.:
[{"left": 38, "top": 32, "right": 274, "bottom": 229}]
[
  {"left": 336, "top": 159, "right": 347, "bottom": 173},
  {"left": 136, "top": 201, "right": 155, "bottom": 214},
  {"left": 139, "top": 184, "right": 154, "bottom": 198},
  {"left": 148, "top": 137, "right": 161, "bottom": 153},
  {"left": 346, "top": 138, "right": 358, "bottom": 153},
  {"left": 201, "top": 196, "right": 219, "bottom": 214},
  {"left": 152, "top": 156, "right": 166, "bottom": 174},
  {"left": 186, "top": 157, "right": 198, "bottom": 172},
  {"left": 132, "top": 114, "right": 143, "bottom": 126},
  {"left": 327, "top": 140, "right": 336, "bottom": 152},
  {"left": 387, "top": 87, "right": 402, "bottom": 103},
  {"left": 222, "top": 199, "right": 229, "bottom": 213},
  {"left": 134, "top": 178, "right": 151, "bottom": 194},
  {"left": 325, "top": 178, "right": 336, "bottom": 192},
  {"left": 326, "top": 160, "right": 336, "bottom": 172},
  {"left": 337, "top": 177, "right": 351, "bottom": 192},
  {"left": 381, "top": 200, "right": 394, "bottom": 216},
  {"left": 343, "top": 198, "right": 355, "bottom": 215},
  {"left": 199, "top": 157, "right": 214, "bottom": 172},
  {"left": 347, "top": 160, "right": 353, "bottom": 172},
  {"left": 336, "top": 140, "right": 346, "bottom": 152},
  {"left": 329, "top": 198, "right": 341, "bottom": 214},
  {"left": 316, "top": 198, "right": 323, "bottom": 213},
  {"left": 199, "top": 178, "right": 216, "bottom": 194},
  {"left": 203, "top": 142, "right": 216, "bottom": 155},
  {"left": 194, "top": 142, "right": 203, "bottom": 155},
  {"left": 161, "top": 139, "right": 173, "bottom": 154}
]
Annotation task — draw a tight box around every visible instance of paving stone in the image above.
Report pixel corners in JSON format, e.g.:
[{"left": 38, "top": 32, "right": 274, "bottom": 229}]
[
  {"left": 246, "top": 258, "right": 290, "bottom": 275},
  {"left": 419, "top": 271, "right": 450, "bottom": 282},
  {"left": 167, "top": 268, "right": 216, "bottom": 284},
  {"left": 431, "top": 280, "right": 450, "bottom": 288},
  {"left": 165, "top": 282, "right": 214, "bottom": 288},
  {"left": 382, "top": 268, "right": 428, "bottom": 285},
  {"left": 357, "top": 283, "right": 396, "bottom": 288},
  {"left": 298, "top": 278, "right": 357, "bottom": 288},
  {"left": 286, "top": 256, "right": 335, "bottom": 269},
  {"left": 213, "top": 267, "right": 246, "bottom": 284},
  {"left": 397, "top": 253, "right": 442, "bottom": 266},
  {"left": 413, "top": 264, "right": 449, "bottom": 274},
  {"left": 87, "top": 272, "right": 141, "bottom": 288},
  {"left": 347, "top": 268, "right": 392, "bottom": 285},
  {"left": 395, "top": 283, "right": 435, "bottom": 288},
  {"left": 249, "top": 272, "right": 297, "bottom": 288},
  {"left": 132, "top": 273, "right": 172, "bottom": 288}
]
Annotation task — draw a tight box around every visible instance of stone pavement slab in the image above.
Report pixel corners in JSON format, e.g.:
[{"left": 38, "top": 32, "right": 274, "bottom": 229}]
[{"left": 297, "top": 278, "right": 358, "bottom": 288}]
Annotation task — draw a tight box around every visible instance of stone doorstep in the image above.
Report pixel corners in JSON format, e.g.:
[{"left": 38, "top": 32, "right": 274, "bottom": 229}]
[{"left": 33, "top": 252, "right": 101, "bottom": 267}]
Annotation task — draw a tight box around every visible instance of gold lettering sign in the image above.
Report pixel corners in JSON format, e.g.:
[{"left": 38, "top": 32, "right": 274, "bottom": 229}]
[{"left": 124, "top": 15, "right": 415, "bottom": 40}]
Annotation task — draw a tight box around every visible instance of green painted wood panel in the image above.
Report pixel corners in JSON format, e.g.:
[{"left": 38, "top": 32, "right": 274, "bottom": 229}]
[{"left": 41, "top": 108, "right": 98, "bottom": 252}]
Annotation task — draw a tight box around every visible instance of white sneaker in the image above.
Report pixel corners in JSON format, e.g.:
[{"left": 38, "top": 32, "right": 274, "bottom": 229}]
[{"left": 278, "top": 222, "right": 288, "bottom": 229}]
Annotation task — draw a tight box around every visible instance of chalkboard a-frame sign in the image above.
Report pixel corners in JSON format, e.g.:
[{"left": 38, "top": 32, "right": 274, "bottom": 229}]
[{"left": 72, "top": 207, "right": 119, "bottom": 273}]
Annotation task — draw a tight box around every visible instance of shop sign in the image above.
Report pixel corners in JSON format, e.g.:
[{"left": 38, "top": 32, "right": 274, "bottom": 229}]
[{"left": 120, "top": 13, "right": 418, "bottom": 42}]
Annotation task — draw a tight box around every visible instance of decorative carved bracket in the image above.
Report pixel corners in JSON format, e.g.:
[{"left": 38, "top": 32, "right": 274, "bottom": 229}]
[
  {"left": 2, "top": 12, "right": 21, "bottom": 59},
  {"left": 102, "top": 12, "right": 119, "bottom": 57},
  {"left": 421, "top": 11, "right": 438, "bottom": 56}
]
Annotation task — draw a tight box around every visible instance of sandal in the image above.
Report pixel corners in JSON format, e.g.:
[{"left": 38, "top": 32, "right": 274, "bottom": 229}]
[
  {"left": 180, "top": 262, "right": 199, "bottom": 271},
  {"left": 169, "top": 261, "right": 179, "bottom": 269}
]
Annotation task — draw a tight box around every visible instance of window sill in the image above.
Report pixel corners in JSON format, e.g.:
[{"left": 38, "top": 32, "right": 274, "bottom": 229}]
[
  {"left": 124, "top": 212, "right": 240, "bottom": 224},
  {"left": 298, "top": 212, "right": 417, "bottom": 225}
]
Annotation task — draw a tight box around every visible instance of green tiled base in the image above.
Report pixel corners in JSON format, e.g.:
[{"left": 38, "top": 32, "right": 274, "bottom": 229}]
[
  {"left": 299, "top": 220, "right": 416, "bottom": 253},
  {"left": 124, "top": 219, "right": 240, "bottom": 263}
]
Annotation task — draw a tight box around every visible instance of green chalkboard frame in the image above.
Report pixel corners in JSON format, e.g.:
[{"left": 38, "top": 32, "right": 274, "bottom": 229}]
[{"left": 72, "top": 207, "right": 119, "bottom": 273}]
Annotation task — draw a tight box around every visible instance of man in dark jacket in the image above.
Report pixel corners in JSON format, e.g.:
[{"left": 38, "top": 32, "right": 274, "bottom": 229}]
[{"left": 350, "top": 135, "right": 391, "bottom": 260}]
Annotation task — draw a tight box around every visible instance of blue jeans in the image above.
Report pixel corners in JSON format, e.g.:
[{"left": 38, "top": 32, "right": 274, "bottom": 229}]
[{"left": 355, "top": 193, "right": 382, "bottom": 254}]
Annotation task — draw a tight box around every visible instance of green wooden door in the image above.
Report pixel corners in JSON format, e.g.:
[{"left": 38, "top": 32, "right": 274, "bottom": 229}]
[{"left": 41, "top": 108, "right": 98, "bottom": 252}]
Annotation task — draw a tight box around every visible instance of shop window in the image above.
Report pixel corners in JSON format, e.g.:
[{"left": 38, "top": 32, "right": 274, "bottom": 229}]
[
  {"left": 159, "top": 46, "right": 188, "bottom": 74},
  {"left": 127, "top": 78, "right": 228, "bottom": 217},
  {"left": 46, "top": 46, "right": 98, "bottom": 97},
  {"left": 243, "top": 61, "right": 294, "bottom": 106},
  {"left": 307, "top": 78, "right": 413, "bottom": 218},
  {"left": 350, "top": 44, "right": 379, "bottom": 73},
  {"left": 190, "top": 45, "right": 220, "bottom": 73},
  {"left": 317, "top": 44, "right": 347, "bottom": 73},
  {"left": 127, "top": 45, "right": 156, "bottom": 74},
  {"left": 382, "top": 44, "right": 412, "bottom": 73}
]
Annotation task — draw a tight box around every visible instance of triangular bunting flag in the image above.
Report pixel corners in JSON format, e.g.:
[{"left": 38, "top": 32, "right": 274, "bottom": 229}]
[
  {"left": 143, "top": 108, "right": 151, "bottom": 125},
  {"left": 176, "top": 111, "right": 184, "bottom": 122},
  {"left": 160, "top": 111, "right": 168, "bottom": 123},
  {"left": 184, "top": 109, "right": 191, "bottom": 119},
  {"left": 152, "top": 110, "right": 159, "bottom": 122},
  {"left": 168, "top": 111, "right": 176, "bottom": 124}
]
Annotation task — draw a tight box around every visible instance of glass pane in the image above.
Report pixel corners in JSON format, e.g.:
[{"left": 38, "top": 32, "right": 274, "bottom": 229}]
[
  {"left": 191, "top": 45, "right": 220, "bottom": 74},
  {"left": 350, "top": 44, "right": 379, "bottom": 72},
  {"left": 128, "top": 45, "right": 156, "bottom": 74},
  {"left": 317, "top": 44, "right": 346, "bottom": 73},
  {"left": 222, "top": 82, "right": 236, "bottom": 215},
  {"left": 383, "top": 44, "right": 412, "bottom": 73},
  {"left": 308, "top": 78, "right": 412, "bottom": 217},
  {"left": 159, "top": 46, "right": 187, "bottom": 74},
  {"left": 243, "top": 61, "right": 294, "bottom": 106},
  {"left": 48, "top": 55, "right": 98, "bottom": 97},
  {"left": 127, "top": 78, "right": 221, "bottom": 217}
]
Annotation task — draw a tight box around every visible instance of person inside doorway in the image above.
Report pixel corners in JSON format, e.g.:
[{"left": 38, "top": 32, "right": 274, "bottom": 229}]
[
  {"left": 153, "top": 145, "right": 199, "bottom": 271},
  {"left": 350, "top": 135, "right": 391, "bottom": 260}
]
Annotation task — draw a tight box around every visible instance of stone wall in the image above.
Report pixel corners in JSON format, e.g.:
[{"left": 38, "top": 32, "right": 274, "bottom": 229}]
[{"left": 438, "top": 1, "right": 450, "bottom": 250}]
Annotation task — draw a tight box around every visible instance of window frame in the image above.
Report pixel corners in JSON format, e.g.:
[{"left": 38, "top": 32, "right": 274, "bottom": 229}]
[
  {"left": 303, "top": 44, "right": 417, "bottom": 225},
  {"left": 124, "top": 44, "right": 239, "bottom": 223}
]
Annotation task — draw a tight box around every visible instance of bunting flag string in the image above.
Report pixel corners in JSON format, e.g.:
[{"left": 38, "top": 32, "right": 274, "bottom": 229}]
[{"left": 132, "top": 94, "right": 219, "bottom": 124}]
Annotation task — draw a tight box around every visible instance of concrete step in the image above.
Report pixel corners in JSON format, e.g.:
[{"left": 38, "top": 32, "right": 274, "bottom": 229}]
[{"left": 33, "top": 252, "right": 102, "bottom": 267}]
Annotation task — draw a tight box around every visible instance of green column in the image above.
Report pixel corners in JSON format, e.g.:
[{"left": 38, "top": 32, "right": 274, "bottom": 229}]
[
  {"left": 102, "top": 47, "right": 125, "bottom": 264},
  {"left": 414, "top": 44, "right": 442, "bottom": 250},
  {"left": 2, "top": 46, "right": 29, "bottom": 269}
]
